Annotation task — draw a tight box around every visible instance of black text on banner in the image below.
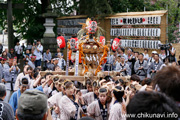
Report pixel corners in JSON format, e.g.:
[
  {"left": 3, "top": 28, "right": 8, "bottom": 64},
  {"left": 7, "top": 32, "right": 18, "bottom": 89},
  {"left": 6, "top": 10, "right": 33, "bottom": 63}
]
[{"left": 111, "top": 16, "right": 161, "bottom": 25}]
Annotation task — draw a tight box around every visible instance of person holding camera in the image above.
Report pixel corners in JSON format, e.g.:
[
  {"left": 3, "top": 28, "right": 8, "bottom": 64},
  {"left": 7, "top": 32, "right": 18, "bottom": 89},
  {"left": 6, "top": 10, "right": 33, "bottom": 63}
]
[
  {"left": 167, "top": 44, "right": 176, "bottom": 62},
  {"left": 33, "top": 40, "right": 43, "bottom": 67}
]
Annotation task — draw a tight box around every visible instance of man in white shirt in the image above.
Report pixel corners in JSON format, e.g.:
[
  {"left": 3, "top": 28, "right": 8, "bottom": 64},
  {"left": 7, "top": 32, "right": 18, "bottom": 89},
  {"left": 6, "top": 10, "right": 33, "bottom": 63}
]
[
  {"left": 14, "top": 42, "right": 22, "bottom": 64},
  {"left": 33, "top": 40, "right": 43, "bottom": 67},
  {"left": 57, "top": 53, "right": 66, "bottom": 70}
]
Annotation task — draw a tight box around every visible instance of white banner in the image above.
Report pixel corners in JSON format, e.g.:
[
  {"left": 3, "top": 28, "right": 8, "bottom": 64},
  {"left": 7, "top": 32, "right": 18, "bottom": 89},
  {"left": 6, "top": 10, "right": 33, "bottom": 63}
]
[
  {"left": 111, "top": 16, "right": 161, "bottom": 25},
  {"left": 120, "top": 39, "right": 161, "bottom": 49},
  {"left": 111, "top": 28, "right": 161, "bottom": 37}
]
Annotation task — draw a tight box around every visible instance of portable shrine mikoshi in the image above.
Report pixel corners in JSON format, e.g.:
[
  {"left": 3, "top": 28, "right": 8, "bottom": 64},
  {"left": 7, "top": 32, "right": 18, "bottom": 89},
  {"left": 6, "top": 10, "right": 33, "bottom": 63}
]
[
  {"left": 40, "top": 71, "right": 130, "bottom": 84},
  {"left": 43, "top": 18, "right": 132, "bottom": 84}
]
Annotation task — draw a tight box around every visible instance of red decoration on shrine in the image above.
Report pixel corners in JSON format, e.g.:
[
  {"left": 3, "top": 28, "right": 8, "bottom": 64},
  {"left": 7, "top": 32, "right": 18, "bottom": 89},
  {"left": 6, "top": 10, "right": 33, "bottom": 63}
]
[
  {"left": 57, "top": 36, "right": 66, "bottom": 48},
  {"left": 70, "top": 37, "right": 79, "bottom": 49},
  {"left": 99, "top": 36, "right": 106, "bottom": 45},
  {"left": 111, "top": 38, "right": 121, "bottom": 51},
  {"left": 88, "top": 21, "right": 97, "bottom": 34}
]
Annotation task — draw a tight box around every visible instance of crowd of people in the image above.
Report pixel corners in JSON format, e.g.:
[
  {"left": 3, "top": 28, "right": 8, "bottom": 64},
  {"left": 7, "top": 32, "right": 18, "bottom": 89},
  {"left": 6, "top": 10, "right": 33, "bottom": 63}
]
[{"left": 0, "top": 40, "right": 179, "bottom": 120}]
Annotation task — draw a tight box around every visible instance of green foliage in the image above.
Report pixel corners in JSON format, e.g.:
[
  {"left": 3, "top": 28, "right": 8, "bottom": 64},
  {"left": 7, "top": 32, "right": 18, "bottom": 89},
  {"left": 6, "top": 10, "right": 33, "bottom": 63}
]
[
  {"left": 51, "top": 0, "right": 79, "bottom": 16},
  {"left": 0, "top": 0, "right": 77, "bottom": 43},
  {"left": 79, "top": 0, "right": 113, "bottom": 17},
  {"left": 168, "top": 25, "right": 180, "bottom": 43},
  {"left": 147, "top": 0, "right": 180, "bottom": 43},
  {"left": 13, "top": 0, "right": 44, "bottom": 42},
  {"left": 109, "top": 0, "right": 146, "bottom": 13}
]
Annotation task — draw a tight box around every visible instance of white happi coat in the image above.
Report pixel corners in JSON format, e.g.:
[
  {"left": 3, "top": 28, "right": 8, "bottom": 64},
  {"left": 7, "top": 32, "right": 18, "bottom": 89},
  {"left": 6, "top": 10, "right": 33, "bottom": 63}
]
[
  {"left": 81, "top": 89, "right": 88, "bottom": 95},
  {"left": 48, "top": 92, "right": 63, "bottom": 108},
  {"left": 83, "top": 92, "right": 98, "bottom": 105},
  {"left": 108, "top": 102, "right": 126, "bottom": 120},
  {"left": 59, "top": 95, "right": 82, "bottom": 120},
  {"left": 48, "top": 92, "right": 63, "bottom": 120},
  {"left": 87, "top": 100, "right": 109, "bottom": 120},
  {"left": 115, "top": 62, "right": 131, "bottom": 76},
  {"left": 134, "top": 60, "right": 148, "bottom": 81}
]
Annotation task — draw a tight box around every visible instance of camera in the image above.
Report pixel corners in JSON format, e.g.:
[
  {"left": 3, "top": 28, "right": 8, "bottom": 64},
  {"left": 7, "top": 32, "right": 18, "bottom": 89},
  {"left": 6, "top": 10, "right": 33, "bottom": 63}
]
[
  {"left": 76, "top": 89, "right": 80, "bottom": 94},
  {"left": 158, "top": 43, "right": 171, "bottom": 50},
  {"left": 34, "top": 40, "right": 37, "bottom": 45}
]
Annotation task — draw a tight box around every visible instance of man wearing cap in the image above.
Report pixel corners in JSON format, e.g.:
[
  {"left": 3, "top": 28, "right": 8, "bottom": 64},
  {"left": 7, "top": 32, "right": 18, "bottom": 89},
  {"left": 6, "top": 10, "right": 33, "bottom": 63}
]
[
  {"left": 47, "top": 56, "right": 59, "bottom": 71},
  {"left": 34, "top": 40, "right": 43, "bottom": 67},
  {"left": 147, "top": 51, "right": 157, "bottom": 66},
  {"left": 9, "top": 77, "right": 46, "bottom": 115},
  {"left": 134, "top": 53, "right": 148, "bottom": 81},
  {"left": 0, "top": 83, "right": 14, "bottom": 120},
  {"left": 147, "top": 53, "right": 163, "bottom": 78},
  {"left": 2, "top": 57, "right": 20, "bottom": 103},
  {"left": 116, "top": 56, "right": 131, "bottom": 76},
  {"left": 16, "top": 89, "right": 48, "bottom": 120}
]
